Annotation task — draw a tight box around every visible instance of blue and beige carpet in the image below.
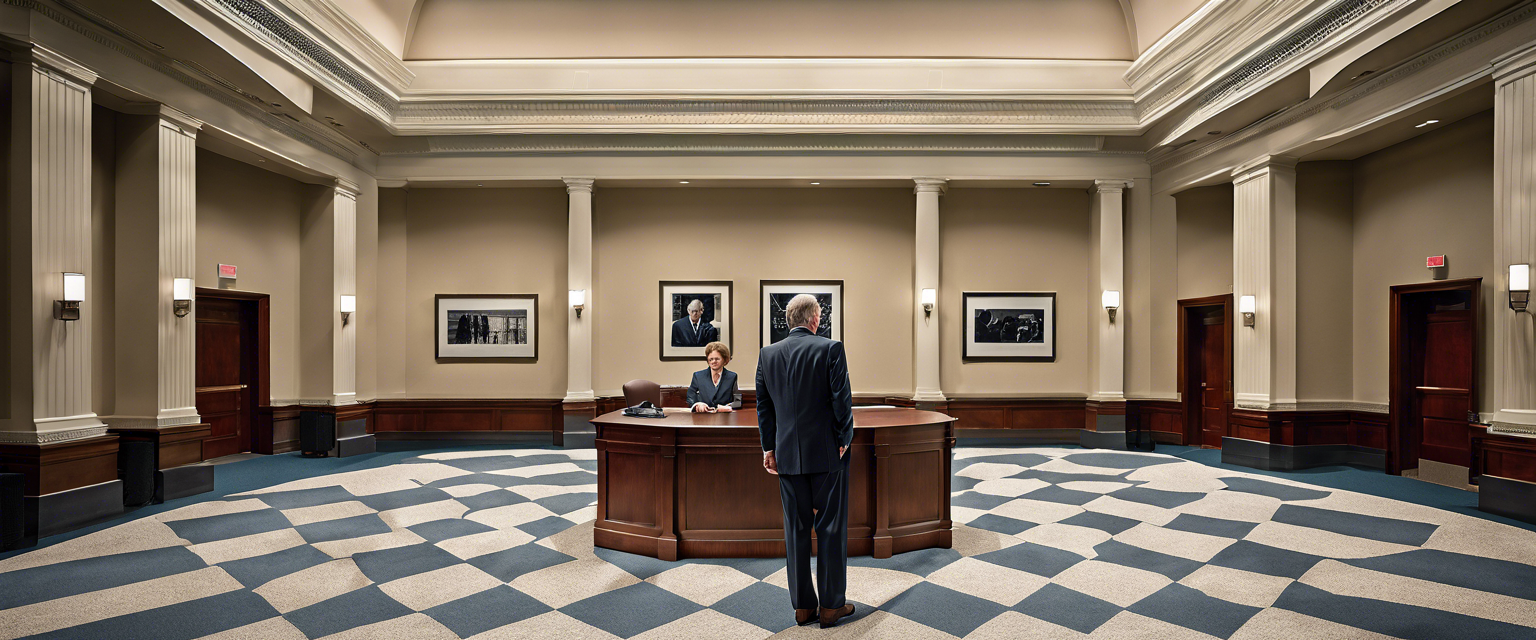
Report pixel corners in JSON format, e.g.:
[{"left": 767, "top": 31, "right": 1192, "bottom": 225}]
[{"left": 2, "top": 446, "right": 1535, "bottom": 639}]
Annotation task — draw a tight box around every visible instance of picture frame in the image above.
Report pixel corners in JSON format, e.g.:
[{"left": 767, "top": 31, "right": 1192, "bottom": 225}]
[
  {"left": 761, "top": 280, "right": 843, "bottom": 348},
  {"left": 660, "top": 281, "right": 734, "bottom": 361},
  {"left": 962, "top": 291, "right": 1055, "bottom": 362},
  {"left": 435, "top": 294, "right": 538, "bottom": 360}
]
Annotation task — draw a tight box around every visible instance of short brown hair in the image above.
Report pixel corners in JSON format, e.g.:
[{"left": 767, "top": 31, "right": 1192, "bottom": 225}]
[
  {"left": 785, "top": 294, "right": 821, "bottom": 329},
  {"left": 704, "top": 341, "right": 731, "bottom": 363}
]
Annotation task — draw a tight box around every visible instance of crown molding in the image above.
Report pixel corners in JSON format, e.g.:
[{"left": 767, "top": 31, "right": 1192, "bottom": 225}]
[
  {"left": 385, "top": 133, "right": 1120, "bottom": 157},
  {"left": 266, "top": 0, "right": 413, "bottom": 91}
]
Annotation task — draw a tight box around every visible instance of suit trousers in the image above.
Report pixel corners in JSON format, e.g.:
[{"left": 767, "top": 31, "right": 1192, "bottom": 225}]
[{"left": 777, "top": 456, "right": 849, "bottom": 610}]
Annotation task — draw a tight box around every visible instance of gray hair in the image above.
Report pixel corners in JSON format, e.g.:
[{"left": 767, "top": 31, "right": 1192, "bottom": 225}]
[
  {"left": 687, "top": 299, "right": 705, "bottom": 312},
  {"left": 785, "top": 294, "right": 821, "bottom": 329}
]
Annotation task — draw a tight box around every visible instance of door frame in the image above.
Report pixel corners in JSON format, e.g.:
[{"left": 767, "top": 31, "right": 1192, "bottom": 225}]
[
  {"left": 1177, "top": 294, "right": 1234, "bottom": 447},
  {"left": 195, "top": 287, "right": 272, "bottom": 454},
  {"left": 1388, "top": 277, "right": 1481, "bottom": 475}
]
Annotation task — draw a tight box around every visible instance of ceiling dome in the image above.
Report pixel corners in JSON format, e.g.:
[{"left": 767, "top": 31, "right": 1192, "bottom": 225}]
[{"left": 331, "top": 0, "right": 1149, "bottom": 61}]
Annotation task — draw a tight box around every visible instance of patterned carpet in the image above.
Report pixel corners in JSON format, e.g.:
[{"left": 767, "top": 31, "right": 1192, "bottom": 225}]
[{"left": 2, "top": 446, "right": 1535, "bottom": 639}]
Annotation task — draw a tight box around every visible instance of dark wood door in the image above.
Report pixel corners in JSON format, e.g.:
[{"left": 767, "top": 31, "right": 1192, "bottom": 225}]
[
  {"left": 197, "top": 298, "right": 250, "bottom": 460},
  {"left": 1416, "top": 310, "right": 1474, "bottom": 467},
  {"left": 1196, "top": 316, "right": 1228, "bottom": 448}
]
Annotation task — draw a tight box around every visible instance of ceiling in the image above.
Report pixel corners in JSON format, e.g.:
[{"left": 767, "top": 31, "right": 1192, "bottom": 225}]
[{"left": 328, "top": 0, "right": 1209, "bottom": 61}]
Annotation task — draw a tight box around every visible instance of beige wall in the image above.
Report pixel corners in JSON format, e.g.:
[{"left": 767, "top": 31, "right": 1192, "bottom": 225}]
[
  {"left": 1175, "top": 184, "right": 1234, "bottom": 302},
  {"left": 592, "top": 188, "right": 913, "bottom": 396},
  {"left": 1295, "top": 162, "right": 1355, "bottom": 402},
  {"left": 408, "top": 0, "right": 1133, "bottom": 60},
  {"left": 195, "top": 150, "right": 307, "bottom": 402},
  {"left": 940, "top": 188, "right": 1091, "bottom": 396},
  {"left": 1352, "top": 111, "right": 1496, "bottom": 410},
  {"left": 90, "top": 106, "right": 116, "bottom": 416},
  {"left": 393, "top": 187, "right": 569, "bottom": 399},
  {"left": 376, "top": 187, "right": 408, "bottom": 397}
]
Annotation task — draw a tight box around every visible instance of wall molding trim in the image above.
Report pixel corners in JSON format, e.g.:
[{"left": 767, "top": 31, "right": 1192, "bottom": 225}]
[{"left": 0, "top": 425, "right": 110, "bottom": 444}]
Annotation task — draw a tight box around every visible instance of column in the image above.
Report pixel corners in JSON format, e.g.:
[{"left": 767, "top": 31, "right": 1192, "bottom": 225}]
[
  {"left": 1491, "top": 45, "right": 1536, "bottom": 435},
  {"left": 113, "top": 105, "right": 202, "bottom": 429},
  {"left": 1231, "top": 157, "right": 1298, "bottom": 411},
  {"left": 1, "top": 47, "right": 104, "bottom": 443},
  {"left": 912, "top": 178, "right": 946, "bottom": 404},
  {"left": 1092, "top": 180, "right": 1131, "bottom": 405},
  {"left": 333, "top": 180, "right": 359, "bottom": 406},
  {"left": 561, "top": 178, "right": 596, "bottom": 447}
]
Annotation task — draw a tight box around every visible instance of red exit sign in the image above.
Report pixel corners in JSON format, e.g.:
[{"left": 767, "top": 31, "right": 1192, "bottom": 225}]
[
  {"left": 1426, "top": 255, "right": 1446, "bottom": 268},
  {"left": 218, "top": 264, "right": 238, "bottom": 279}
]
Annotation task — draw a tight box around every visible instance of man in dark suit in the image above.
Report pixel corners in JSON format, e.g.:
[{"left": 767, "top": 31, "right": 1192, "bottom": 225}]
[
  {"left": 756, "top": 294, "right": 855, "bottom": 628},
  {"left": 671, "top": 298, "right": 719, "bottom": 347}
]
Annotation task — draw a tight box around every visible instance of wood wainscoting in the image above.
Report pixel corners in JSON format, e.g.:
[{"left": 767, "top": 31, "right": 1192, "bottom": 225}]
[
  {"left": 0, "top": 435, "right": 124, "bottom": 541},
  {"left": 1471, "top": 425, "right": 1536, "bottom": 524},
  {"left": 1222, "top": 409, "right": 1390, "bottom": 470}
]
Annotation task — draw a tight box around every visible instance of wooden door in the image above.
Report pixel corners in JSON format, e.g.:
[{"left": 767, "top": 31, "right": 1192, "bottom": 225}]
[
  {"left": 197, "top": 297, "right": 250, "bottom": 460},
  {"left": 1197, "top": 315, "right": 1228, "bottom": 448},
  {"left": 1416, "top": 310, "right": 1474, "bottom": 467}
]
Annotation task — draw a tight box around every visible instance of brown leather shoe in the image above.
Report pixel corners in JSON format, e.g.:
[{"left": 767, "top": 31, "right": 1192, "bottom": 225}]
[
  {"left": 819, "top": 604, "right": 855, "bottom": 628},
  {"left": 795, "top": 607, "right": 820, "bottom": 626}
]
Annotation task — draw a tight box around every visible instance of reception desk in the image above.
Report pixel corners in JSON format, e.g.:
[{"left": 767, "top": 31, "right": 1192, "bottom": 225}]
[{"left": 592, "top": 407, "right": 956, "bottom": 560}]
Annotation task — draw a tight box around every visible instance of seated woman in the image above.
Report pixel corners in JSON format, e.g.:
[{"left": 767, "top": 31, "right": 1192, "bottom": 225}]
[{"left": 689, "top": 341, "right": 738, "bottom": 413}]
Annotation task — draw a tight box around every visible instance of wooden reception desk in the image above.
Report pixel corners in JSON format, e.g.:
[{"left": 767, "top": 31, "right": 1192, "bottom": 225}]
[{"left": 592, "top": 407, "right": 956, "bottom": 560}]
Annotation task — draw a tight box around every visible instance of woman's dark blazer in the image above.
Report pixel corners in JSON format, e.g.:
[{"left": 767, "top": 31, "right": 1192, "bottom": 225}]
[{"left": 688, "top": 368, "right": 738, "bottom": 408}]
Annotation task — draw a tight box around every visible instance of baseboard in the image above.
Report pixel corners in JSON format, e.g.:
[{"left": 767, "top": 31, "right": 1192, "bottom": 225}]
[
  {"left": 334, "top": 434, "right": 377, "bottom": 457},
  {"left": 956, "top": 428, "right": 1080, "bottom": 444},
  {"left": 373, "top": 431, "right": 556, "bottom": 443},
  {"left": 158, "top": 465, "right": 215, "bottom": 502},
  {"left": 1080, "top": 429, "right": 1129, "bottom": 451},
  {"left": 1221, "top": 437, "right": 1385, "bottom": 471},
  {"left": 32, "top": 480, "right": 124, "bottom": 538},
  {"left": 1479, "top": 475, "right": 1536, "bottom": 524},
  {"left": 273, "top": 439, "right": 300, "bottom": 454}
]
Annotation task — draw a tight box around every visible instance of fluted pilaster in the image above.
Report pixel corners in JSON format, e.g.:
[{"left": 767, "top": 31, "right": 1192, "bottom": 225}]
[
  {"left": 333, "top": 180, "right": 359, "bottom": 405},
  {"left": 1492, "top": 45, "right": 1536, "bottom": 433},
  {"left": 1232, "top": 157, "right": 1298, "bottom": 411},
  {"left": 913, "top": 178, "right": 946, "bottom": 403},
  {"left": 564, "top": 178, "right": 596, "bottom": 403},
  {"left": 1092, "top": 180, "right": 1131, "bottom": 402}
]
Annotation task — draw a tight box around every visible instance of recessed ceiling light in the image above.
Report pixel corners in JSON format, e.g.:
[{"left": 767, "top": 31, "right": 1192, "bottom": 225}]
[
  {"left": 1207, "top": 131, "right": 1222, "bottom": 135},
  {"left": 679, "top": 181, "right": 690, "bottom": 184},
  {"left": 810, "top": 182, "right": 821, "bottom": 185},
  {"left": 476, "top": 184, "right": 483, "bottom": 187},
  {"left": 1415, "top": 119, "right": 1439, "bottom": 128},
  {"left": 1033, "top": 182, "right": 1051, "bottom": 187}
]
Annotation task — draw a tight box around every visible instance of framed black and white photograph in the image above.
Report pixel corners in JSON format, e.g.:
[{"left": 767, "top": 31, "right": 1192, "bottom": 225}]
[
  {"left": 660, "top": 281, "right": 733, "bottom": 361},
  {"left": 435, "top": 294, "right": 538, "bottom": 360},
  {"left": 761, "top": 280, "right": 843, "bottom": 348},
  {"left": 963, "top": 292, "right": 1055, "bottom": 361}
]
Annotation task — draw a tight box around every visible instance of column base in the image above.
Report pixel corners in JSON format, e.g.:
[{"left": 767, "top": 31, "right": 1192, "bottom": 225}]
[
  {"left": 31, "top": 480, "right": 124, "bottom": 540},
  {"left": 1479, "top": 475, "right": 1536, "bottom": 525},
  {"left": 158, "top": 464, "right": 215, "bottom": 502},
  {"left": 561, "top": 401, "right": 598, "bottom": 448},
  {"left": 1491, "top": 409, "right": 1536, "bottom": 436},
  {"left": 1220, "top": 437, "right": 1386, "bottom": 471}
]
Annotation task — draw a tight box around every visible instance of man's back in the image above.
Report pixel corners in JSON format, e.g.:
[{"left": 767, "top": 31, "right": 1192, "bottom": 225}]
[{"left": 756, "top": 328, "right": 853, "bottom": 476}]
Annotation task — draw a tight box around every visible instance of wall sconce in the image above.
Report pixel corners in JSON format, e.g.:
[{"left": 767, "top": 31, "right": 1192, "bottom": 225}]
[
  {"left": 1512, "top": 264, "right": 1530, "bottom": 312},
  {"left": 339, "top": 295, "right": 355, "bottom": 325},
  {"left": 1239, "top": 295, "right": 1256, "bottom": 327},
  {"left": 173, "top": 278, "right": 193, "bottom": 318},
  {"left": 921, "top": 288, "right": 936, "bottom": 319},
  {"left": 1102, "top": 290, "right": 1120, "bottom": 323},
  {"left": 55, "top": 272, "right": 84, "bottom": 321},
  {"left": 569, "top": 289, "right": 586, "bottom": 318}
]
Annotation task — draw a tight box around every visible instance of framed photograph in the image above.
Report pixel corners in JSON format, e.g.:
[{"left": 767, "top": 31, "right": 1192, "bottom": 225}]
[
  {"left": 660, "top": 281, "right": 733, "bottom": 361},
  {"left": 963, "top": 292, "right": 1055, "bottom": 361},
  {"left": 435, "top": 294, "right": 538, "bottom": 360},
  {"left": 761, "top": 280, "right": 843, "bottom": 348}
]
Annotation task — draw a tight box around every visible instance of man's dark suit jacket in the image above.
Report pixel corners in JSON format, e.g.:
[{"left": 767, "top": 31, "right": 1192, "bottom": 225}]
[
  {"left": 756, "top": 327, "right": 854, "bottom": 475},
  {"left": 671, "top": 317, "right": 719, "bottom": 347},
  {"left": 687, "top": 368, "right": 737, "bottom": 408}
]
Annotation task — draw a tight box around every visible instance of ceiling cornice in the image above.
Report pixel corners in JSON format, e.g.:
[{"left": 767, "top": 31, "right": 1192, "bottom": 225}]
[
  {"left": 265, "top": 0, "right": 413, "bottom": 91},
  {"left": 384, "top": 134, "right": 1124, "bottom": 157}
]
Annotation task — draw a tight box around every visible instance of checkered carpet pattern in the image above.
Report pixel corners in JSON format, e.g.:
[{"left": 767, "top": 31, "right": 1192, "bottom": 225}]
[{"left": 2, "top": 446, "right": 1535, "bottom": 639}]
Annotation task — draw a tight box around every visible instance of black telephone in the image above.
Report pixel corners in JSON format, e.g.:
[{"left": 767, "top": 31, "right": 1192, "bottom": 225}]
[{"left": 623, "top": 401, "right": 666, "bottom": 419}]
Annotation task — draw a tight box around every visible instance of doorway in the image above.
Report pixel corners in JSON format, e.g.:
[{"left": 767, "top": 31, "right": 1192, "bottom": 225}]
[
  {"left": 1389, "top": 278, "right": 1480, "bottom": 476},
  {"left": 1179, "top": 295, "right": 1233, "bottom": 448},
  {"left": 195, "top": 289, "right": 270, "bottom": 459}
]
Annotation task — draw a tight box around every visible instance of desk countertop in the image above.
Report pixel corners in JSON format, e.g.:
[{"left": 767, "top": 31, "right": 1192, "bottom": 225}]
[{"left": 592, "top": 406, "right": 957, "bottom": 429}]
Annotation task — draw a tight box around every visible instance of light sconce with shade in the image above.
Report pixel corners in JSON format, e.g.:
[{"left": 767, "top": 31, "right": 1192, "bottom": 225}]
[
  {"left": 1511, "top": 264, "right": 1530, "bottom": 312},
  {"left": 1239, "top": 295, "right": 1256, "bottom": 327},
  {"left": 55, "top": 272, "right": 85, "bottom": 321},
  {"left": 569, "top": 289, "right": 586, "bottom": 318},
  {"left": 921, "top": 288, "right": 936, "bottom": 319},
  {"left": 1102, "top": 290, "right": 1120, "bottom": 322},
  {"left": 173, "top": 278, "right": 193, "bottom": 318},
  {"left": 339, "top": 295, "right": 356, "bottom": 325}
]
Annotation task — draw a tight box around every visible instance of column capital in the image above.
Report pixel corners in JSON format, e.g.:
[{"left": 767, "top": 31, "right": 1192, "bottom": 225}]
[
  {"left": 913, "top": 178, "right": 947, "bottom": 194},
  {"left": 564, "top": 177, "right": 596, "bottom": 193},
  {"left": 1092, "top": 179, "right": 1133, "bottom": 193},
  {"left": 333, "top": 178, "right": 361, "bottom": 199},
  {"left": 122, "top": 103, "right": 203, "bottom": 136},
  {"left": 1232, "top": 156, "right": 1298, "bottom": 183},
  {"left": 1493, "top": 43, "right": 1536, "bottom": 86},
  {"left": 23, "top": 45, "right": 97, "bottom": 90}
]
